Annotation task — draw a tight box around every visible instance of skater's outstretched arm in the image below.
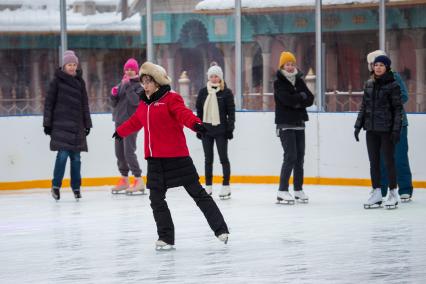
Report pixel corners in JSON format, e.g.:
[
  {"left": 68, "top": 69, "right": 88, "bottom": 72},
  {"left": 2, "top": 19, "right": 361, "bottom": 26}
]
[
  {"left": 116, "top": 105, "right": 144, "bottom": 138},
  {"left": 168, "top": 94, "right": 202, "bottom": 131}
]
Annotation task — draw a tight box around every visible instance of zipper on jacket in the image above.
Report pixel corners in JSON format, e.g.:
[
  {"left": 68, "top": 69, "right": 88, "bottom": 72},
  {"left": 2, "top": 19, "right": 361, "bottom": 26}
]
[{"left": 147, "top": 104, "right": 153, "bottom": 157}]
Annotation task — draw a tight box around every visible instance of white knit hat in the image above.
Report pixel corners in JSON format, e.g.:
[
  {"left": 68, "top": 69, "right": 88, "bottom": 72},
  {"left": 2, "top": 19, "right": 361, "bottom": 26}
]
[
  {"left": 367, "top": 50, "right": 386, "bottom": 72},
  {"left": 139, "top": 62, "right": 171, "bottom": 86},
  {"left": 207, "top": 63, "right": 223, "bottom": 81}
]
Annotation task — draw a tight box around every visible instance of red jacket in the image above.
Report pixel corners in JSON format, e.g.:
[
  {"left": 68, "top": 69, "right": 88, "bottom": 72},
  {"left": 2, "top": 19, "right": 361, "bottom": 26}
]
[{"left": 117, "top": 90, "right": 201, "bottom": 159}]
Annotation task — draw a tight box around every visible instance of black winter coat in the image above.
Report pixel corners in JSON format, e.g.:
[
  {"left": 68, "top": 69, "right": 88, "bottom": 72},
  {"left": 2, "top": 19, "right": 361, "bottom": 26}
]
[
  {"left": 355, "top": 71, "right": 403, "bottom": 133},
  {"left": 196, "top": 86, "right": 236, "bottom": 136},
  {"left": 273, "top": 70, "right": 314, "bottom": 126},
  {"left": 43, "top": 69, "right": 92, "bottom": 152}
]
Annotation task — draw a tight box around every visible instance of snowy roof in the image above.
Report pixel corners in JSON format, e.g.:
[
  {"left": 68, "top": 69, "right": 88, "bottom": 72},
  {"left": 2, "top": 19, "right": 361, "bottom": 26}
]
[
  {"left": 0, "top": 1, "right": 141, "bottom": 33},
  {"left": 195, "top": 0, "right": 410, "bottom": 11}
]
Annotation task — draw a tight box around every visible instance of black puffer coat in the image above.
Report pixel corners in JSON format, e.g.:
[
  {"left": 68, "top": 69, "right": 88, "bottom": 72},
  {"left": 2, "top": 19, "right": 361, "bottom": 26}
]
[
  {"left": 43, "top": 69, "right": 92, "bottom": 152},
  {"left": 355, "top": 71, "right": 403, "bottom": 133},
  {"left": 273, "top": 70, "right": 314, "bottom": 126},
  {"left": 196, "top": 85, "right": 235, "bottom": 136}
]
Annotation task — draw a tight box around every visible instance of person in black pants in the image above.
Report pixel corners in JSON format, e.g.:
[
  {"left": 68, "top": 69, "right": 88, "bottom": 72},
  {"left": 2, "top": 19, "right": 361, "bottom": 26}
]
[
  {"left": 273, "top": 51, "right": 314, "bottom": 204},
  {"left": 196, "top": 62, "right": 235, "bottom": 199},
  {"left": 355, "top": 55, "right": 403, "bottom": 209},
  {"left": 114, "top": 62, "right": 229, "bottom": 250}
]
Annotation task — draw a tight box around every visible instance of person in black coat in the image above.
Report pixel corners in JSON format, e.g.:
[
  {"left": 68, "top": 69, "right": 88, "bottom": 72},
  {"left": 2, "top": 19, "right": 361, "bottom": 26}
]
[
  {"left": 43, "top": 50, "right": 92, "bottom": 201},
  {"left": 274, "top": 51, "right": 314, "bottom": 204},
  {"left": 355, "top": 55, "right": 403, "bottom": 209},
  {"left": 196, "top": 62, "right": 236, "bottom": 199}
]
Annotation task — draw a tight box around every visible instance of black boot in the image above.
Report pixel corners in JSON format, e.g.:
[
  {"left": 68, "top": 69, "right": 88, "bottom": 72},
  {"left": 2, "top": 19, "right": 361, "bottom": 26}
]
[
  {"left": 73, "top": 190, "right": 81, "bottom": 200},
  {"left": 51, "top": 187, "right": 60, "bottom": 201}
]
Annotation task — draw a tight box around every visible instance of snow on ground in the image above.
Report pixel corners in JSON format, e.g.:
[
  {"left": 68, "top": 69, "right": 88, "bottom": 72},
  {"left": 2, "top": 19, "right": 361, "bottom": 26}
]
[{"left": 0, "top": 184, "right": 425, "bottom": 283}]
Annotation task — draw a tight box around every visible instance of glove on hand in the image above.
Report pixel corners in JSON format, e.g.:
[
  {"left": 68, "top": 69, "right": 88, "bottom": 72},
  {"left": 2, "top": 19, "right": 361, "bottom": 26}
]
[{"left": 354, "top": 128, "right": 360, "bottom": 142}]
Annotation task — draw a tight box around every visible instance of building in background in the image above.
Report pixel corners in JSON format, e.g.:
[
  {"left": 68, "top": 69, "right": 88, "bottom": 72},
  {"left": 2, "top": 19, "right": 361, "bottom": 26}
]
[{"left": 0, "top": 0, "right": 425, "bottom": 115}]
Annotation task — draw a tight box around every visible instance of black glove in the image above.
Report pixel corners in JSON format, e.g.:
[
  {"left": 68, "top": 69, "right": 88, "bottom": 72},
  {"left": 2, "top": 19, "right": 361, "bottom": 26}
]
[
  {"left": 44, "top": 127, "right": 52, "bottom": 136},
  {"left": 85, "top": 128, "right": 90, "bottom": 136},
  {"left": 226, "top": 131, "right": 233, "bottom": 140},
  {"left": 354, "top": 128, "right": 360, "bottom": 142},
  {"left": 391, "top": 131, "right": 400, "bottom": 144},
  {"left": 194, "top": 123, "right": 207, "bottom": 137},
  {"left": 112, "top": 131, "right": 123, "bottom": 141},
  {"left": 196, "top": 132, "right": 203, "bottom": 140}
]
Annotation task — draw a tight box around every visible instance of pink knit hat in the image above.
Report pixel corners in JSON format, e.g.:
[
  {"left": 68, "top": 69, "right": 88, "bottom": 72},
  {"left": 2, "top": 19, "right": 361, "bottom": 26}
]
[
  {"left": 123, "top": 58, "right": 139, "bottom": 73},
  {"left": 63, "top": 50, "right": 79, "bottom": 66}
]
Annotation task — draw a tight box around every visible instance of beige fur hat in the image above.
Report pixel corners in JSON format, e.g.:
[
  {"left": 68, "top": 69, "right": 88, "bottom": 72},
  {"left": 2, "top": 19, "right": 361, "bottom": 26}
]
[
  {"left": 139, "top": 62, "right": 171, "bottom": 86},
  {"left": 367, "top": 50, "right": 386, "bottom": 72}
]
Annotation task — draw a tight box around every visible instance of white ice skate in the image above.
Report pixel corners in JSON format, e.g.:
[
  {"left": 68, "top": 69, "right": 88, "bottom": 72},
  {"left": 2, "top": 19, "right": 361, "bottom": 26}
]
[
  {"left": 384, "top": 189, "right": 400, "bottom": 209},
  {"left": 111, "top": 177, "right": 129, "bottom": 194},
  {"left": 217, "top": 233, "right": 229, "bottom": 244},
  {"left": 277, "top": 191, "right": 295, "bottom": 205},
  {"left": 155, "top": 240, "right": 175, "bottom": 251},
  {"left": 205, "top": 185, "right": 213, "bottom": 195},
  {"left": 364, "top": 188, "right": 383, "bottom": 209},
  {"left": 400, "top": 193, "right": 412, "bottom": 203},
  {"left": 126, "top": 177, "right": 146, "bottom": 195},
  {"left": 294, "top": 190, "right": 309, "bottom": 203},
  {"left": 219, "top": 186, "right": 231, "bottom": 200}
]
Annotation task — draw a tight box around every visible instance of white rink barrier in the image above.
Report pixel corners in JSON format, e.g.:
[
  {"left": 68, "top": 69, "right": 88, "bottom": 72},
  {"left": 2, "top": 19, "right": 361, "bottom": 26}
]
[{"left": 1, "top": 112, "right": 425, "bottom": 189}]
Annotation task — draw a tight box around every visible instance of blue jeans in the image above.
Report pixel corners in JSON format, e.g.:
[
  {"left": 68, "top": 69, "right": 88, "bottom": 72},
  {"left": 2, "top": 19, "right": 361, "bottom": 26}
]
[
  {"left": 52, "top": 150, "right": 81, "bottom": 191},
  {"left": 380, "top": 126, "right": 413, "bottom": 197}
]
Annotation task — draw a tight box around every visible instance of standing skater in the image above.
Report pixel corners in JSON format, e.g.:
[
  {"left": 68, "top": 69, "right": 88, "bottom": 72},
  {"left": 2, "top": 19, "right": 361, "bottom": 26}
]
[
  {"left": 110, "top": 58, "right": 145, "bottom": 195},
  {"left": 113, "top": 62, "right": 229, "bottom": 250},
  {"left": 355, "top": 55, "right": 403, "bottom": 209},
  {"left": 273, "top": 51, "right": 314, "bottom": 205},
  {"left": 196, "top": 62, "right": 235, "bottom": 199},
  {"left": 43, "top": 50, "right": 92, "bottom": 201},
  {"left": 366, "top": 50, "right": 414, "bottom": 202}
]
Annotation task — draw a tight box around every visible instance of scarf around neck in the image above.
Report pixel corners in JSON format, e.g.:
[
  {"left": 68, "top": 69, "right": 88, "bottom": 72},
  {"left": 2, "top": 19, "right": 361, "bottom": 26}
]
[
  {"left": 281, "top": 69, "right": 298, "bottom": 86},
  {"left": 203, "top": 81, "right": 221, "bottom": 126}
]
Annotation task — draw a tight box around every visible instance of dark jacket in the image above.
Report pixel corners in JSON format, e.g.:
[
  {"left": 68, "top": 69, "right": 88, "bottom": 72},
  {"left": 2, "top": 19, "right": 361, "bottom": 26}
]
[
  {"left": 196, "top": 85, "right": 236, "bottom": 136},
  {"left": 273, "top": 70, "right": 314, "bottom": 126},
  {"left": 355, "top": 71, "right": 403, "bottom": 133},
  {"left": 111, "top": 78, "right": 143, "bottom": 125},
  {"left": 43, "top": 69, "right": 92, "bottom": 152}
]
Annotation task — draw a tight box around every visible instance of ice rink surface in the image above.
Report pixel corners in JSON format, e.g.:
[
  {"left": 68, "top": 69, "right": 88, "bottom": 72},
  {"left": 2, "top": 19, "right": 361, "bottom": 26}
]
[{"left": 1, "top": 184, "right": 425, "bottom": 284}]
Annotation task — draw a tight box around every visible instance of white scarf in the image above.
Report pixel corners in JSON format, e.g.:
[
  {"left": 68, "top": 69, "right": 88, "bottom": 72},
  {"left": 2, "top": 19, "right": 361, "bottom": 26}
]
[
  {"left": 203, "top": 82, "right": 221, "bottom": 126},
  {"left": 281, "top": 69, "right": 298, "bottom": 86}
]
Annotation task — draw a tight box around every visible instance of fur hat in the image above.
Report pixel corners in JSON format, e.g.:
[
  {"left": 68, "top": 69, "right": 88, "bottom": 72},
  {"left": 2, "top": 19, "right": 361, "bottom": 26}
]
[
  {"left": 63, "top": 50, "right": 79, "bottom": 66},
  {"left": 139, "top": 62, "right": 171, "bottom": 86},
  {"left": 279, "top": 51, "right": 296, "bottom": 69},
  {"left": 367, "top": 50, "right": 386, "bottom": 71},
  {"left": 373, "top": 55, "right": 392, "bottom": 69},
  {"left": 123, "top": 58, "right": 139, "bottom": 73},
  {"left": 207, "top": 62, "right": 224, "bottom": 81}
]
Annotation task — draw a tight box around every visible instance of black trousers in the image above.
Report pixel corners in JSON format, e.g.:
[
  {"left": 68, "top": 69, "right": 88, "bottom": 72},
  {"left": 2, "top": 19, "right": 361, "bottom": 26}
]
[
  {"left": 202, "top": 134, "right": 230, "bottom": 186},
  {"left": 279, "top": 129, "right": 305, "bottom": 191},
  {"left": 366, "top": 131, "right": 397, "bottom": 189},
  {"left": 149, "top": 182, "right": 229, "bottom": 245}
]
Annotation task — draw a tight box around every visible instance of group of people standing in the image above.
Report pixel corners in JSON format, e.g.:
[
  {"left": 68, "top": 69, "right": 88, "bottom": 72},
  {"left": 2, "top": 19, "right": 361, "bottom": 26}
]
[{"left": 42, "top": 47, "right": 413, "bottom": 250}]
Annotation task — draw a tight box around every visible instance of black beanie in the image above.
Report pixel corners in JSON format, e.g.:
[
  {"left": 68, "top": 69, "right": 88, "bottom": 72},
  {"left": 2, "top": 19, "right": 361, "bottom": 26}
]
[{"left": 373, "top": 55, "right": 391, "bottom": 69}]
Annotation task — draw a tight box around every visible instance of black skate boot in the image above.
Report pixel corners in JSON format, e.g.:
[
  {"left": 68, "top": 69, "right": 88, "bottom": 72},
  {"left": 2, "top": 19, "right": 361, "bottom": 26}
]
[
  {"left": 73, "top": 190, "right": 81, "bottom": 201},
  {"left": 51, "top": 187, "right": 60, "bottom": 201}
]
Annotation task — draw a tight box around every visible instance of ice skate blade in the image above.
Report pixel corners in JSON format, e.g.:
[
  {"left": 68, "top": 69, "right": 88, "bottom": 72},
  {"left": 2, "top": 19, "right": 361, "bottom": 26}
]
[
  {"left": 363, "top": 204, "right": 382, "bottom": 209},
  {"left": 111, "top": 189, "right": 127, "bottom": 195},
  {"left": 401, "top": 198, "right": 411, "bottom": 203},
  {"left": 219, "top": 194, "right": 231, "bottom": 200},
  {"left": 276, "top": 198, "right": 295, "bottom": 205},
  {"left": 155, "top": 245, "right": 175, "bottom": 251},
  {"left": 125, "top": 191, "right": 147, "bottom": 196},
  {"left": 296, "top": 198, "right": 309, "bottom": 204},
  {"left": 385, "top": 204, "right": 398, "bottom": 210}
]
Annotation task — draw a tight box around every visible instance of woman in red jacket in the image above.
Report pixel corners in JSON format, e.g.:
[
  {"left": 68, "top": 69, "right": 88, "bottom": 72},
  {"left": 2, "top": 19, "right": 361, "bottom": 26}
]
[{"left": 113, "top": 62, "right": 229, "bottom": 250}]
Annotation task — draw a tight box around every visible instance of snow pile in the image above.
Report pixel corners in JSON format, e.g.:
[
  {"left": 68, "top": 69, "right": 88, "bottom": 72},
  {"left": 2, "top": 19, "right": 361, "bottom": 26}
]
[
  {"left": 196, "top": 0, "right": 380, "bottom": 10},
  {"left": 0, "top": 1, "right": 140, "bottom": 32}
]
